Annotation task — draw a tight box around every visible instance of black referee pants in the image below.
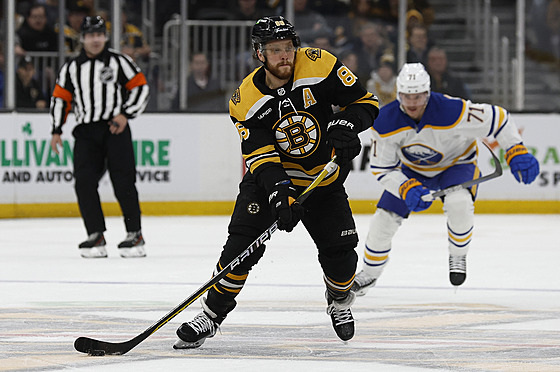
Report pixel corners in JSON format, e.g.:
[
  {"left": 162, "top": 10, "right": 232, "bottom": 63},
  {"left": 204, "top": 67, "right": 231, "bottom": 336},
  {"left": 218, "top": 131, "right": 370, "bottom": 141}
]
[{"left": 72, "top": 122, "right": 141, "bottom": 235}]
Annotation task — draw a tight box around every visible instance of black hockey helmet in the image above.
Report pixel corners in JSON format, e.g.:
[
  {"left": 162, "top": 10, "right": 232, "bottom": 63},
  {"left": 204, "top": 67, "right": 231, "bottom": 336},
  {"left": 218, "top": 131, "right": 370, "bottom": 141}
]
[
  {"left": 81, "top": 16, "right": 106, "bottom": 35},
  {"left": 251, "top": 16, "right": 300, "bottom": 56}
]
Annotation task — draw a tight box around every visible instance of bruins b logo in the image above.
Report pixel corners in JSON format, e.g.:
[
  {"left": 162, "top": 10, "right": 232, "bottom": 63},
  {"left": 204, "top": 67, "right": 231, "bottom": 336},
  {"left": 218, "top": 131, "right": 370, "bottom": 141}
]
[
  {"left": 274, "top": 112, "right": 320, "bottom": 158},
  {"left": 305, "top": 48, "right": 321, "bottom": 61},
  {"left": 230, "top": 88, "right": 241, "bottom": 105}
]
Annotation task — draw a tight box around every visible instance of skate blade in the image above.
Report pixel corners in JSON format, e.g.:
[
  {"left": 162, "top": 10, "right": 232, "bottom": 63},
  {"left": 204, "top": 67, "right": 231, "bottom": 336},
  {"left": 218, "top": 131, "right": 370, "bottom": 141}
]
[
  {"left": 173, "top": 338, "right": 205, "bottom": 349},
  {"left": 351, "top": 279, "right": 376, "bottom": 297},
  {"left": 79, "top": 248, "right": 108, "bottom": 258},
  {"left": 353, "top": 288, "right": 369, "bottom": 297},
  {"left": 119, "top": 247, "right": 146, "bottom": 258}
]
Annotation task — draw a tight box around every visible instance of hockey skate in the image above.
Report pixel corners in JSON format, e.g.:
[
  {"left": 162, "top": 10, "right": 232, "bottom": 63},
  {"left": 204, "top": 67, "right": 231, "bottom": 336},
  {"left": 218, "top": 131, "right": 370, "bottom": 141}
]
[
  {"left": 449, "top": 254, "right": 466, "bottom": 286},
  {"left": 118, "top": 231, "right": 146, "bottom": 258},
  {"left": 79, "top": 232, "right": 107, "bottom": 258},
  {"left": 174, "top": 311, "right": 219, "bottom": 349},
  {"left": 351, "top": 270, "right": 377, "bottom": 296},
  {"left": 326, "top": 291, "right": 355, "bottom": 342}
]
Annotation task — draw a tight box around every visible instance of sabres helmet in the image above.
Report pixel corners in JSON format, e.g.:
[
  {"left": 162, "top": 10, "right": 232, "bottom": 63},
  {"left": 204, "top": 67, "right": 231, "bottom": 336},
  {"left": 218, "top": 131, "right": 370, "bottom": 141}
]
[
  {"left": 396, "top": 63, "right": 431, "bottom": 102},
  {"left": 251, "top": 16, "right": 300, "bottom": 56}
]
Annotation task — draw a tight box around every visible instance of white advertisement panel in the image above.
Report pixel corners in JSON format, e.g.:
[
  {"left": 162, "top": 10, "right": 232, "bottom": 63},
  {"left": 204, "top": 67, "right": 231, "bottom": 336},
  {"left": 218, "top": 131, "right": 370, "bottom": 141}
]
[
  {"left": 0, "top": 113, "right": 242, "bottom": 204},
  {"left": 0, "top": 112, "right": 558, "bottom": 206}
]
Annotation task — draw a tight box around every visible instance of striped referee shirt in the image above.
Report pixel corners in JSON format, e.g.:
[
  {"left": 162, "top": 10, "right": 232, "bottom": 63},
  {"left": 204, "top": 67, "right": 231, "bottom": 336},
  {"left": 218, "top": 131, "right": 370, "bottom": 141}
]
[{"left": 50, "top": 46, "right": 149, "bottom": 134}]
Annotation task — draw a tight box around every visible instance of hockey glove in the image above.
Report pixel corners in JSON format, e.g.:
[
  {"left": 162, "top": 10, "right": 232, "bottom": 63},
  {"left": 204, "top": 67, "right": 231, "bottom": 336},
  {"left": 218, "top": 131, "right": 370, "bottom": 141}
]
[
  {"left": 399, "top": 178, "right": 433, "bottom": 212},
  {"left": 326, "top": 112, "right": 361, "bottom": 165},
  {"left": 269, "top": 180, "right": 304, "bottom": 232},
  {"left": 505, "top": 144, "right": 540, "bottom": 184}
]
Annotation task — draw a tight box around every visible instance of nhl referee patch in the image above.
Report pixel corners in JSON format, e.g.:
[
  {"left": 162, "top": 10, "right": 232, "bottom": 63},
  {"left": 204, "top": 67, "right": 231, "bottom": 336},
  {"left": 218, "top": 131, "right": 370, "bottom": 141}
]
[
  {"left": 100, "top": 66, "right": 115, "bottom": 83},
  {"left": 247, "top": 202, "right": 260, "bottom": 215}
]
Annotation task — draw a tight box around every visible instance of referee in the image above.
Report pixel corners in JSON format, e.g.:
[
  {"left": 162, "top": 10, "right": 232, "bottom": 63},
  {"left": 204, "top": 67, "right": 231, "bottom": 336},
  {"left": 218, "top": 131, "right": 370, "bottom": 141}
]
[{"left": 49, "top": 16, "right": 150, "bottom": 258}]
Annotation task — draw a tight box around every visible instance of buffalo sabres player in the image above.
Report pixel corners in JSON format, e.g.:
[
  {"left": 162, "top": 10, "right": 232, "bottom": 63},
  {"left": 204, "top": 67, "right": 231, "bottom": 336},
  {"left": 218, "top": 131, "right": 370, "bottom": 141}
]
[
  {"left": 174, "top": 16, "right": 378, "bottom": 348},
  {"left": 352, "top": 63, "right": 540, "bottom": 295}
]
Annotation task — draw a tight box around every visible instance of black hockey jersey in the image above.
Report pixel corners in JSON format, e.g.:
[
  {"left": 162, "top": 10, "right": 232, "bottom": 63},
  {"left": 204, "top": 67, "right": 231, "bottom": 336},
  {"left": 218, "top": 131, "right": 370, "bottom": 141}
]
[{"left": 229, "top": 47, "right": 379, "bottom": 192}]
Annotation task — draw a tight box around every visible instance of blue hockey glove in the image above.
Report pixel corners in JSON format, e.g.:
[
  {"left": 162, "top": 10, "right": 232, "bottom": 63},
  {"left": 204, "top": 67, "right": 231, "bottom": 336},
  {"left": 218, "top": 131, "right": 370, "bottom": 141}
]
[
  {"left": 269, "top": 180, "right": 304, "bottom": 232},
  {"left": 326, "top": 112, "right": 361, "bottom": 165},
  {"left": 506, "top": 144, "right": 540, "bottom": 184},
  {"left": 399, "top": 178, "right": 433, "bottom": 212}
]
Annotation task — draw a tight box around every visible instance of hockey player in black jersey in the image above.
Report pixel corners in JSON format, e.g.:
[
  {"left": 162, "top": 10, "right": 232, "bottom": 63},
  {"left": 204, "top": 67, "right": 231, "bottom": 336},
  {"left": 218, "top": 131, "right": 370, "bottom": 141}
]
[{"left": 174, "top": 16, "right": 379, "bottom": 348}]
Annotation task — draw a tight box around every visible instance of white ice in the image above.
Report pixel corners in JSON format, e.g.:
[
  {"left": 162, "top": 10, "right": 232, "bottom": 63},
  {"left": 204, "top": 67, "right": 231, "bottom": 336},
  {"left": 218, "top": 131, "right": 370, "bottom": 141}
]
[{"left": 1, "top": 213, "right": 559, "bottom": 371}]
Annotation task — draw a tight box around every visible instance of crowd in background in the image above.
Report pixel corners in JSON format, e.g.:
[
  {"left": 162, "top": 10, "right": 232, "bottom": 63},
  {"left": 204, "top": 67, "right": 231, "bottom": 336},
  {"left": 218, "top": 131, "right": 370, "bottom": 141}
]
[{"left": 1, "top": 0, "right": 559, "bottom": 111}]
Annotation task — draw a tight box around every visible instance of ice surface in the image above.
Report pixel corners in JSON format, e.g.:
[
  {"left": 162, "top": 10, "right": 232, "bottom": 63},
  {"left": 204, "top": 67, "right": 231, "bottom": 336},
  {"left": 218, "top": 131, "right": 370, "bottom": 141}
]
[{"left": 1, "top": 214, "right": 559, "bottom": 371}]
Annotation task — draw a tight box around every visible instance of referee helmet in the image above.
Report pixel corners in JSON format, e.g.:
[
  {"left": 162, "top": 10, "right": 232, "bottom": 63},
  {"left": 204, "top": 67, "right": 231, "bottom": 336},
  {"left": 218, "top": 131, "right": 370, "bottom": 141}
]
[{"left": 81, "top": 16, "right": 106, "bottom": 35}]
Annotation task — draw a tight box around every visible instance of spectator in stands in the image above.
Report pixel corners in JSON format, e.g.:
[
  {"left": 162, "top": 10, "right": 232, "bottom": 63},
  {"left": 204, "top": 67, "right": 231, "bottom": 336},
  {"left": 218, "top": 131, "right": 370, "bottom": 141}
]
[
  {"left": 426, "top": 46, "right": 470, "bottom": 100},
  {"left": 346, "top": 0, "right": 377, "bottom": 38},
  {"left": 16, "top": 56, "right": 47, "bottom": 109},
  {"left": 173, "top": 52, "right": 226, "bottom": 112},
  {"left": 61, "top": 4, "right": 89, "bottom": 55},
  {"left": 293, "top": 0, "right": 332, "bottom": 45},
  {"left": 406, "top": 9, "right": 424, "bottom": 36},
  {"left": 119, "top": 10, "right": 152, "bottom": 62},
  {"left": 370, "top": 0, "right": 398, "bottom": 23},
  {"left": 43, "top": 0, "right": 60, "bottom": 27},
  {"left": 339, "top": 49, "right": 359, "bottom": 75},
  {"left": 410, "top": 0, "right": 434, "bottom": 27},
  {"left": 15, "top": 3, "right": 58, "bottom": 56},
  {"left": 368, "top": 0, "right": 434, "bottom": 48},
  {"left": 103, "top": 7, "right": 151, "bottom": 61},
  {"left": 351, "top": 22, "right": 395, "bottom": 83},
  {"left": 368, "top": 0, "right": 399, "bottom": 46},
  {"left": 309, "top": 27, "right": 337, "bottom": 53},
  {"left": 367, "top": 53, "right": 397, "bottom": 107},
  {"left": 406, "top": 23, "right": 431, "bottom": 65},
  {"left": 231, "top": 0, "right": 267, "bottom": 20}
]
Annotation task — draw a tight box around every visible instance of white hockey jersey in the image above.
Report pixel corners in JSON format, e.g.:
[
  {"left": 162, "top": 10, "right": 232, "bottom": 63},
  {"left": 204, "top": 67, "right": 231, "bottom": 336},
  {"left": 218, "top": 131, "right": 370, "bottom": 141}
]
[{"left": 370, "top": 92, "right": 523, "bottom": 198}]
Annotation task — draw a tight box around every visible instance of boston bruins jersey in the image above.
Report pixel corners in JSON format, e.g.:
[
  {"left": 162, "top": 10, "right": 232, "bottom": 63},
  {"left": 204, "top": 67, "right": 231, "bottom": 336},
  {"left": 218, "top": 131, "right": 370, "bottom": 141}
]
[
  {"left": 369, "top": 92, "right": 524, "bottom": 197},
  {"left": 229, "top": 47, "right": 379, "bottom": 192}
]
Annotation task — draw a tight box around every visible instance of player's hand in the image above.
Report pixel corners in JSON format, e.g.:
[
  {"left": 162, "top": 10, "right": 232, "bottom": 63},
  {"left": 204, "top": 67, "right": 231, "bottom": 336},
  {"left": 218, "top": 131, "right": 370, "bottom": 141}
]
[
  {"left": 269, "top": 180, "right": 304, "bottom": 232},
  {"left": 399, "top": 178, "right": 433, "bottom": 212},
  {"left": 326, "top": 112, "right": 361, "bottom": 165},
  {"left": 506, "top": 144, "right": 540, "bottom": 184}
]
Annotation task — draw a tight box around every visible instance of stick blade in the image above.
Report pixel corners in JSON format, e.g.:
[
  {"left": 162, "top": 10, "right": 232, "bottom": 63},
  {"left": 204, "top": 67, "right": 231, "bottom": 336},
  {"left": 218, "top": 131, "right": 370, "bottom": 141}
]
[{"left": 74, "top": 336, "right": 128, "bottom": 356}]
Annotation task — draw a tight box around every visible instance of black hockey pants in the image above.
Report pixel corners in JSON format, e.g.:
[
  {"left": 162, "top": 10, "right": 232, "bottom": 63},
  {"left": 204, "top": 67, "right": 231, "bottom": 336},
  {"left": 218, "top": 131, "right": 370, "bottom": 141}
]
[{"left": 206, "top": 172, "right": 358, "bottom": 319}]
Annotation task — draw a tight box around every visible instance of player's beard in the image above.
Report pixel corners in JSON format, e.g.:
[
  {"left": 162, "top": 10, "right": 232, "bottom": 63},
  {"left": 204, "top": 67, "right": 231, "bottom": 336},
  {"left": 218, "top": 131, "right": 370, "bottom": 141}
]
[{"left": 267, "top": 60, "right": 294, "bottom": 80}]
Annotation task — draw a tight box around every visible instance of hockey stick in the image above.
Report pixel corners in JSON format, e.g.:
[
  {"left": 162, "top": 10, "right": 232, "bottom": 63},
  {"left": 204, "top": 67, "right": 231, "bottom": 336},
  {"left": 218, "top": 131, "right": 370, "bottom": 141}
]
[
  {"left": 421, "top": 142, "right": 503, "bottom": 202},
  {"left": 74, "top": 156, "right": 339, "bottom": 356}
]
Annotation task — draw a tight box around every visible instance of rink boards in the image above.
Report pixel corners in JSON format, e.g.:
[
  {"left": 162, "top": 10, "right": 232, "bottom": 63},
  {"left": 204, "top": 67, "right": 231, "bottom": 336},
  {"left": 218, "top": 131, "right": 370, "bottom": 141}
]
[{"left": 0, "top": 112, "right": 559, "bottom": 217}]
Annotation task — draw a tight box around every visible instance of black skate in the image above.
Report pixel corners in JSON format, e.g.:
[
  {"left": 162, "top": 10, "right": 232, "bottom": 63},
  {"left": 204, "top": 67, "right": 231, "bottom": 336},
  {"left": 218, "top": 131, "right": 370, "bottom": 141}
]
[
  {"left": 78, "top": 232, "right": 107, "bottom": 258},
  {"left": 326, "top": 291, "right": 356, "bottom": 342},
  {"left": 174, "top": 311, "right": 218, "bottom": 349},
  {"left": 449, "top": 254, "right": 466, "bottom": 286},
  {"left": 118, "top": 231, "right": 146, "bottom": 258}
]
